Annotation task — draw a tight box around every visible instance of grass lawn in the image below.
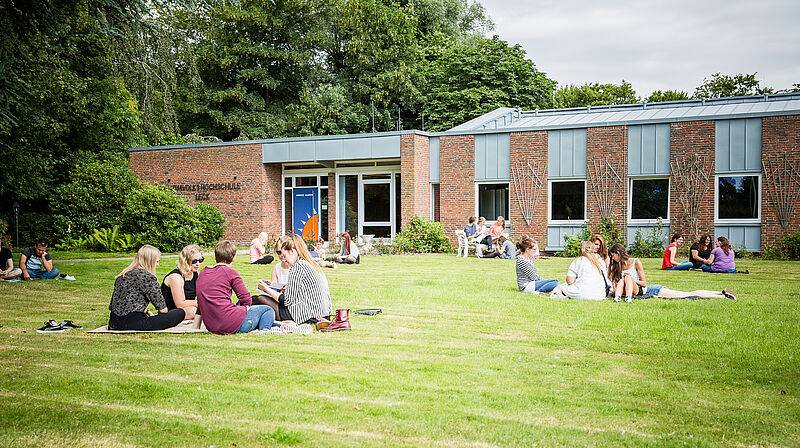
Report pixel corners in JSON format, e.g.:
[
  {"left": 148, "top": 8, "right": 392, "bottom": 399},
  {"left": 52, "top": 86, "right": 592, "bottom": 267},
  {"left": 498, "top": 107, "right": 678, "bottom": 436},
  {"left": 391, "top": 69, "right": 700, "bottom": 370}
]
[{"left": 1, "top": 254, "right": 798, "bottom": 447}]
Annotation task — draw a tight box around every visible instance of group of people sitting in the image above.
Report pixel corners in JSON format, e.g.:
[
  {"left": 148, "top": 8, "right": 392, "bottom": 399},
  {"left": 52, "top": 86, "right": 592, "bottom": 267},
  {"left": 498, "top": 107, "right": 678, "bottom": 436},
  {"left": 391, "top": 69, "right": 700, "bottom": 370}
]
[
  {"left": 109, "top": 235, "right": 350, "bottom": 334},
  {"left": 464, "top": 216, "right": 533, "bottom": 259},
  {"left": 516, "top": 233, "right": 739, "bottom": 302},
  {"left": 250, "top": 232, "right": 360, "bottom": 267},
  {"left": 1, "top": 239, "right": 60, "bottom": 281},
  {"left": 662, "top": 232, "right": 747, "bottom": 274}
]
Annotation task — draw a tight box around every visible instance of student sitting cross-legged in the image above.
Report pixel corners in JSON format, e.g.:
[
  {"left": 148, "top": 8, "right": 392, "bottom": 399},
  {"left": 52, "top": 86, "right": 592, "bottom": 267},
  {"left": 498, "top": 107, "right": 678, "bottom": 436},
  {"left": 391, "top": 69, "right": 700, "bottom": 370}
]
[
  {"left": 160, "top": 244, "right": 202, "bottom": 319},
  {"left": 661, "top": 232, "right": 693, "bottom": 270},
  {"left": 108, "top": 245, "right": 186, "bottom": 331},
  {"left": 516, "top": 237, "right": 559, "bottom": 294},
  {"left": 550, "top": 241, "right": 609, "bottom": 301},
  {"left": 197, "top": 240, "right": 278, "bottom": 335},
  {"left": 702, "top": 236, "right": 747, "bottom": 274}
]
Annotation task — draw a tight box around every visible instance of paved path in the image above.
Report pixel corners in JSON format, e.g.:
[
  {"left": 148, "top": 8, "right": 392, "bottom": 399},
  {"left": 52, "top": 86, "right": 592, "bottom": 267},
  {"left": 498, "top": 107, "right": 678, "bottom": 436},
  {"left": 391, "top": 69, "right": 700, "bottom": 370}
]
[{"left": 54, "top": 249, "right": 249, "bottom": 263}]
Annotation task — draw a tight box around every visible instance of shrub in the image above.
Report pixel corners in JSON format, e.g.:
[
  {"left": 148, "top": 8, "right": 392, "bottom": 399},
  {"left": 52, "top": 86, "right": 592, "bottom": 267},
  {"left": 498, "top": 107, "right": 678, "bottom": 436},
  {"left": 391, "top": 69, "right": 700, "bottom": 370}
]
[
  {"left": 52, "top": 157, "right": 140, "bottom": 238},
  {"left": 628, "top": 219, "right": 667, "bottom": 258},
  {"left": 762, "top": 231, "right": 800, "bottom": 260},
  {"left": 193, "top": 203, "right": 226, "bottom": 246},
  {"left": 393, "top": 215, "right": 452, "bottom": 253},
  {"left": 90, "top": 226, "right": 138, "bottom": 252},
  {"left": 558, "top": 224, "right": 591, "bottom": 257},
  {"left": 595, "top": 216, "right": 624, "bottom": 247},
  {"left": 121, "top": 184, "right": 201, "bottom": 252}
]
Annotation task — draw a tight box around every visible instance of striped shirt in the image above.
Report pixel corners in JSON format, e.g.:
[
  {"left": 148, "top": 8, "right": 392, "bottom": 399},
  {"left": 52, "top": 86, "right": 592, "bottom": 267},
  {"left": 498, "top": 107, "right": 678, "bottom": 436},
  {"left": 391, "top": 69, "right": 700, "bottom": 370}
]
[
  {"left": 516, "top": 255, "right": 543, "bottom": 291},
  {"left": 284, "top": 259, "right": 332, "bottom": 324}
]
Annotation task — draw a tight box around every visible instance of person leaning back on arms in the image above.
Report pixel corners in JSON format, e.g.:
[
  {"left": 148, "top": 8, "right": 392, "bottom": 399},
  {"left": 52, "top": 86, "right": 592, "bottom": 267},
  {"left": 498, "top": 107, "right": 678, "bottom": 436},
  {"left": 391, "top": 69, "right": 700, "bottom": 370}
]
[
  {"left": 20, "top": 238, "right": 59, "bottom": 280},
  {"left": 0, "top": 239, "right": 22, "bottom": 281}
]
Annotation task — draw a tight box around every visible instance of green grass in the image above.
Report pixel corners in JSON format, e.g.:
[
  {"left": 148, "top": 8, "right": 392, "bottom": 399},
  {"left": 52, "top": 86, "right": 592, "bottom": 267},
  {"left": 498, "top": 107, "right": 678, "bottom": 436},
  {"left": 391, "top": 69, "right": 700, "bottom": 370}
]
[{"left": 1, "top": 254, "right": 798, "bottom": 447}]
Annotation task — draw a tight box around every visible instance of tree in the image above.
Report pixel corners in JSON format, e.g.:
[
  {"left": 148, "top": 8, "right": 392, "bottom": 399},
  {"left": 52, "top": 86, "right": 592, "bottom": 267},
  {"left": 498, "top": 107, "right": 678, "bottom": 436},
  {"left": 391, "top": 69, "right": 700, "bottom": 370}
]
[
  {"left": 646, "top": 90, "right": 690, "bottom": 102},
  {"left": 419, "top": 35, "right": 557, "bottom": 131},
  {"left": 693, "top": 72, "right": 772, "bottom": 98},
  {"left": 555, "top": 81, "right": 639, "bottom": 108}
]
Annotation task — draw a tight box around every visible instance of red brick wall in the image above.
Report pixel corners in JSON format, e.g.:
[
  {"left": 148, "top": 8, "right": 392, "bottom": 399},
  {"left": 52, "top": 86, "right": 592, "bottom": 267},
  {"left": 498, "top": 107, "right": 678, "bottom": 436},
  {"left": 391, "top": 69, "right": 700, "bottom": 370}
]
[
  {"left": 669, "top": 121, "right": 715, "bottom": 241},
  {"left": 586, "top": 126, "right": 628, "bottom": 236},
  {"left": 440, "top": 135, "right": 475, "bottom": 245},
  {"left": 400, "top": 134, "right": 431, "bottom": 226},
  {"left": 326, "top": 172, "right": 337, "bottom": 241},
  {"left": 762, "top": 115, "right": 800, "bottom": 248},
  {"left": 129, "top": 144, "right": 282, "bottom": 245},
  {"left": 509, "top": 131, "right": 548, "bottom": 245}
]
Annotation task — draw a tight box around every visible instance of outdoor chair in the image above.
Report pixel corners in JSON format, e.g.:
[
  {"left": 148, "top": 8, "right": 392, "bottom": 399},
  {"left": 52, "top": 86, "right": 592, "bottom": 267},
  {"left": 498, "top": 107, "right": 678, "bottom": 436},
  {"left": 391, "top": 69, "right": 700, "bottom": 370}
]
[{"left": 455, "top": 230, "right": 469, "bottom": 257}]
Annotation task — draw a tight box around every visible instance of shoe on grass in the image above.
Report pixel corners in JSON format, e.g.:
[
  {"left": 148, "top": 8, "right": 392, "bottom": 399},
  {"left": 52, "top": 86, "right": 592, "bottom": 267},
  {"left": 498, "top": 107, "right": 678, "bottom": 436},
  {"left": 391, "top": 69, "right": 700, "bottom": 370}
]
[
  {"left": 281, "top": 323, "right": 314, "bottom": 335},
  {"left": 37, "top": 320, "right": 67, "bottom": 334},
  {"left": 59, "top": 320, "right": 82, "bottom": 330},
  {"left": 722, "top": 288, "right": 737, "bottom": 300},
  {"left": 255, "top": 326, "right": 285, "bottom": 335},
  {"left": 625, "top": 296, "right": 633, "bottom": 303}
]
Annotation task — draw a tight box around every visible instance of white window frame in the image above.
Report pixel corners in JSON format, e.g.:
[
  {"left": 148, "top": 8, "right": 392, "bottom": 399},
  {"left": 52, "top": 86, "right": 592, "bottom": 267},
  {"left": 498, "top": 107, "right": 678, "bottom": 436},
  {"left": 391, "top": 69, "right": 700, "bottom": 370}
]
[
  {"left": 334, "top": 168, "right": 400, "bottom": 239},
  {"left": 548, "top": 178, "right": 587, "bottom": 224},
  {"left": 714, "top": 172, "right": 761, "bottom": 225},
  {"left": 627, "top": 176, "right": 671, "bottom": 224},
  {"left": 474, "top": 181, "right": 510, "bottom": 226},
  {"left": 281, "top": 170, "right": 330, "bottom": 237}
]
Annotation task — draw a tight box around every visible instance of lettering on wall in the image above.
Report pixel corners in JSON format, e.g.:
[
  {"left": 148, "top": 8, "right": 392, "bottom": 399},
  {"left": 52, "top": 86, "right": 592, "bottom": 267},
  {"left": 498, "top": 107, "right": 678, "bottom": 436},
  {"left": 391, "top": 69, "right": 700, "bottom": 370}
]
[{"left": 167, "top": 181, "right": 241, "bottom": 201}]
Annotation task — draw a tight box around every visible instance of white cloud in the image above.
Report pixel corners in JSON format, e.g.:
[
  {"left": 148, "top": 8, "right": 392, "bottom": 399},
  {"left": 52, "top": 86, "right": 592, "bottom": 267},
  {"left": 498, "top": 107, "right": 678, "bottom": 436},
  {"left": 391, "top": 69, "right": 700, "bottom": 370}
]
[{"left": 479, "top": 0, "right": 800, "bottom": 97}]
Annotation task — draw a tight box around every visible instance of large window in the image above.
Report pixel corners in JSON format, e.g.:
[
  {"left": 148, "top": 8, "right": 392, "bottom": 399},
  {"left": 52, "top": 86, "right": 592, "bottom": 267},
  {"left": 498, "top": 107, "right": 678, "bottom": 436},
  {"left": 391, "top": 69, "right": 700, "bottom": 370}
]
[
  {"left": 550, "top": 181, "right": 585, "bottom": 221},
  {"left": 478, "top": 183, "right": 509, "bottom": 219},
  {"left": 630, "top": 178, "right": 669, "bottom": 221},
  {"left": 717, "top": 175, "right": 760, "bottom": 221}
]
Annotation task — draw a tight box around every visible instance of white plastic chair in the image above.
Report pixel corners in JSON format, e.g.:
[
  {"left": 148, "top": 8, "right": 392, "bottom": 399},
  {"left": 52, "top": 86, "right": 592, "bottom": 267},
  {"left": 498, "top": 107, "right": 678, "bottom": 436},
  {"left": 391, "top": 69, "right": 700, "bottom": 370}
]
[{"left": 455, "top": 230, "right": 469, "bottom": 257}]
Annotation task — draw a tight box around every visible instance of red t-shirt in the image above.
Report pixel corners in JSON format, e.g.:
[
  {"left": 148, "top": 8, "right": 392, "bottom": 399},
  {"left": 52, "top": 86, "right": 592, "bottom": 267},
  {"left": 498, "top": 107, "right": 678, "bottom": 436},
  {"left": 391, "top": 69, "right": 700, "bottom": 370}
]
[{"left": 661, "top": 242, "right": 677, "bottom": 269}]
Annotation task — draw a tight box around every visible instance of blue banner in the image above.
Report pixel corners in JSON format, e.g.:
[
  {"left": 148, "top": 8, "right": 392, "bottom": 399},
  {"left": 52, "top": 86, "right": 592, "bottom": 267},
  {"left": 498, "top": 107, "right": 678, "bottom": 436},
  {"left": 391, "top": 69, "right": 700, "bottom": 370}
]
[{"left": 292, "top": 187, "right": 319, "bottom": 240}]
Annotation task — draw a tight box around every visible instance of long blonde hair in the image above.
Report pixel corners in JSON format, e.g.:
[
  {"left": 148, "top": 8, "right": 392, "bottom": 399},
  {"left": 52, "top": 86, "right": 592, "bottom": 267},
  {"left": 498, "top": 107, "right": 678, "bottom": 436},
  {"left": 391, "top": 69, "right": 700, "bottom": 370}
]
[
  {"left": 277, "top": 235, "right": 323, "bottom": 275},
  {"left": 580, "top": 241, "right": 604, "bottom": 276},
  {"left": 177, "top": 244, "right": 202, "bottom": 277},
  {"left": 257, "top": 232, "right": 269, "bottom": 247},
  {"left": 117, "top": 245, "right": 161, "bottom": 278}
]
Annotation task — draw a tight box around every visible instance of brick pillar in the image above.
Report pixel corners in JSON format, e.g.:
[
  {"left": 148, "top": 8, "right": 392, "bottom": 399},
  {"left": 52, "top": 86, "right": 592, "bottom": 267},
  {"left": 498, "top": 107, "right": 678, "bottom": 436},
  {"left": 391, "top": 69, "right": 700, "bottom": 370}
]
[
  {"left": 440, "top": 134, "right": 475, "bottom": 245},
  {"left": 586, "top": 126, "right": 628, "bottom": 238},
  {"left": 509, "top": 131, "right": 548, "bottom": 246},
  {"left": 261, "top": 163, "right": 283, "bottom": 241},
  {"left": 400, "top": 133, "right": 431, "bottom": 226},
  {"left": 669, "top": 121, "right": 715, "bottom": 241},
  {"left": 762, "top": 115, "right": 800, "bottom": 250}
]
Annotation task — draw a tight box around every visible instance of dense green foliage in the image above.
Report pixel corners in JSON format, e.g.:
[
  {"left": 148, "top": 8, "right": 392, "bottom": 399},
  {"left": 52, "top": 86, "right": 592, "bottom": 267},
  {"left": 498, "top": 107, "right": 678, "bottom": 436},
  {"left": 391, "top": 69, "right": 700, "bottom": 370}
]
[
  {"left": 555, "top": 81, "right": 638, "bottom": 108},
  {"left": 762, "top": 231, "right": 800, "bottom": 260},
  {"left": 393, "top": 215, "right": 452, "bottom": 253},
  {"left": 628, "top": 219, "right": 668, "bottom": 258}
]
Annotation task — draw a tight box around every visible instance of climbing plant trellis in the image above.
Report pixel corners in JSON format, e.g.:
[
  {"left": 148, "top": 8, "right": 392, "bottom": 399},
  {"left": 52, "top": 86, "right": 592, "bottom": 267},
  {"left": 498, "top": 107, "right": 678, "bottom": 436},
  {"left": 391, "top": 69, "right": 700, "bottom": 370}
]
[
  {"left": 511, "top": 160, "right": 545, "bottom": 225},
  {"left": 670, "top": 154, "right": 713, "bottom": 238},
  {"left": 587, "top": 158, "right": 623, "bottom": 219},
  {"left": 762, "top": 156, "right": 800, "bottom": 229}
]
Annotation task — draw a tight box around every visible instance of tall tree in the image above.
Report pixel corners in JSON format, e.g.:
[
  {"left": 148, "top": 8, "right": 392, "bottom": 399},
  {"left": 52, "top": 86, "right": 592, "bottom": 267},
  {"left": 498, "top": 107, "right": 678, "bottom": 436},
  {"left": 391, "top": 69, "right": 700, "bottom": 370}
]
[
  {"left": 693, "top": 72, "right": 772, "bottom": 98},
  {"left": 555, "top": 81, "right": 638, "bottom": 108},
  {"left": 419, "top": 35, "right": 557, "bottom": 131},
  {"left": 646, "top": 90, "right": 690, "bottom": 102}
]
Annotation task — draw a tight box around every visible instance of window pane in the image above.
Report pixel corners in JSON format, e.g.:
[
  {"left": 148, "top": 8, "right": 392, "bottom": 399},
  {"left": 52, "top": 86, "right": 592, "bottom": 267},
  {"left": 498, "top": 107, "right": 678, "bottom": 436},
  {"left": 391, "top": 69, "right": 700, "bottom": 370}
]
[
  {"left": 342, "top": 175, "right": 359, "bottom": 238},
  {"left": 395, "top": 174, "right": 401, "bottom": 235},
  {"left": 478, "top": 183, "right": 509, "bottom": 219},
  {"left": 296, "top": 176, "right": 317, "bottom": 186},
  {"left": 320, "top": 175, "right": 329, "bottom": 186},
  {"left": 364, "top": 183, "right": 391, "bottom": 222},
  {"left": 631, "top": 179, "right": 669, "bottom": 220},
  {"left": 551, "top": 181, "right": 585, "bottom": 221},
  {"left": 284, "top": 177, "right": 292, "bottom": 187},
  {"left": 363, "top": 225, "right": 391, "bottom": 238},
  {"left": 363, "top": 173, "right": 391, "bottom": 180},
  {"left": 718, "top": 176, "right": 759, "bottom": 219},
  {"left": 284, "top": 189, "right": 292, "bottom": 236},
  {"left": 431, "top": 184, "right": 440, "bottom": 222},
  {"left": 320, "top": 189, "right": 329, "bottom": 241}
]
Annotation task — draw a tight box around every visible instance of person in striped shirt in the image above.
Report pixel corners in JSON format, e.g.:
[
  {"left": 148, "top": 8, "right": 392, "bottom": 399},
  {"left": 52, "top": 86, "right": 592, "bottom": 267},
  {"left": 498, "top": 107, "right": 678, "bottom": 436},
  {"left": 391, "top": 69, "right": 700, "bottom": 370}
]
[{"left": 516, "top": 237, "right": 559, "bottom": 294}]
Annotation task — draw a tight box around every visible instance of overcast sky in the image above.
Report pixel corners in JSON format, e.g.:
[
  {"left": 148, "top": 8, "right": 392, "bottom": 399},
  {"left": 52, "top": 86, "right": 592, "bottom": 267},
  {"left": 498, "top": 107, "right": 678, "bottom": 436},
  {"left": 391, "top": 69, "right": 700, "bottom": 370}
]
[{"left": 478, "top": 0, "right": 800, "bottom": 97}]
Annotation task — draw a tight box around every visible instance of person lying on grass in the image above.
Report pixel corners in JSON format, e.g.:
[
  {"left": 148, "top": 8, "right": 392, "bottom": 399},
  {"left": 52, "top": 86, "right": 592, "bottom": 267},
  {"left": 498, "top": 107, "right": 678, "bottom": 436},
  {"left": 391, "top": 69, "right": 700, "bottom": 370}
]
[
  {"left": 196, "top": 240, "right": 278, "bottom": 335},
  {"left": 608, "top": 243, "right": 737, "bottom": 301},
  {"left": 160, "top": 244, "right": 201, "bottom": 319},
  {"left": 108, "top": 245, "right": 186, "bottom": 331}
]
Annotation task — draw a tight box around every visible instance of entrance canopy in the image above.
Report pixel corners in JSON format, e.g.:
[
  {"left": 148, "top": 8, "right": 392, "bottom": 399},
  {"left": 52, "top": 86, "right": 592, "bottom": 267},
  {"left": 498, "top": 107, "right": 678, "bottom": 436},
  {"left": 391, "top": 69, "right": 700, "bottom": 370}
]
[{"left": 262, "top": 132, "right": 417, "bottom": 164}]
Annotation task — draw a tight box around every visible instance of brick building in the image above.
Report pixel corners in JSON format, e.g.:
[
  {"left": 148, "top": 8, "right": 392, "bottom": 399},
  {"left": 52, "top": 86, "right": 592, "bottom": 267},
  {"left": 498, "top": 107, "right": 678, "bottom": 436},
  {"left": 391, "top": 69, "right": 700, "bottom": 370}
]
[{"left": 130, "top": 93, "right": 800, "bottom": 251}]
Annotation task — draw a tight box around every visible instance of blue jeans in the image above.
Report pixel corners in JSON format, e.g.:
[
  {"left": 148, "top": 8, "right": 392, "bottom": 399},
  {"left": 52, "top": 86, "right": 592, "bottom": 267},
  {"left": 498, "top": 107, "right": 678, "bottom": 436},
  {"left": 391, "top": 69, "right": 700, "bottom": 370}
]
[
  {"left": 523, "top": 278, "right": 559, "bottom": 293},
  {"left": 665, "top": 261, "right": 693, "bottom": 270},
  {"left": 28, "top": 267, "right": 59, "bottom": 279},
  {"left": 646, "top": 284, "right": 664, "bottom": 295},
  {"left": 701, "top": 265, "right": 736, "bottom": 273},
  {"left": 235, "top": 305, "right": 276, "bottom": 333}
]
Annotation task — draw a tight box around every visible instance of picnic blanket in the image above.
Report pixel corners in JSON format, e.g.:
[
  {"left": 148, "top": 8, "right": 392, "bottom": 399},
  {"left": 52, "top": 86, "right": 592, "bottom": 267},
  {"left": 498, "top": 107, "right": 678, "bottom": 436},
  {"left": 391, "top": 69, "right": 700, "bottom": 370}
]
[{"left": 89, "top": 320, "right": 208, "bottom": 334}]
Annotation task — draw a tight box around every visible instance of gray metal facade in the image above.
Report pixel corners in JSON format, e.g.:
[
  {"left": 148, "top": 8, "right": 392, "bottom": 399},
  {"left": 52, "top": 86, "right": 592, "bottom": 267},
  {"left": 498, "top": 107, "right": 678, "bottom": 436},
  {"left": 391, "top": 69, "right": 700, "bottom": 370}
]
[
  {"left": 429, "top": 136, "right": 440, "bottom": 182},
  {"left": 474, "top": 133, "right": 510, "bottom": 181},
  {"left": 628, "top": 124, "right": 670, "bottom": 176},
  {"left": 547, "top": 129, "right": 587, "bottom": 178},
  {"left": 715, "top": 119, "right": 762, "bottom": 173}
]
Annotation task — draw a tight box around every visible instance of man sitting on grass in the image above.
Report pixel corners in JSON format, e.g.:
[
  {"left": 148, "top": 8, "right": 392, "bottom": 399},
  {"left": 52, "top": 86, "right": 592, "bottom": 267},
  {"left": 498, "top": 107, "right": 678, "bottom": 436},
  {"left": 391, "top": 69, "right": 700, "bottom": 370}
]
[{"left": 20, "top": 239, "right": 59, "bottom": 280}]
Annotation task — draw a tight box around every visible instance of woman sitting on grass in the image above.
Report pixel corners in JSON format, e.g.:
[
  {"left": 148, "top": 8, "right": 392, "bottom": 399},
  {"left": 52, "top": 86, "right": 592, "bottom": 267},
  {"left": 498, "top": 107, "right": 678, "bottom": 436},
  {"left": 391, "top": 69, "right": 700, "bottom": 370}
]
[
  {"left": 108, "top": 245, "right": 186, "bottom": 331},
  {"left": 257, "top": 235, "right": 332, "bottom": 328},
  {"left": 516, "top": 237, "right": 559, "bottom": 294},
  {"left": 333, "top": 232, "right": 360, "bottom": 264},
  {"left": 702, "top": 236, "right": 747, "bottom": 274},
  {"left": 662, "top": 233, "right": 693, "bottom": 270},
  {"left": 160, "top": 244, "right": 202, "bottom": 319},
  {"left": 608, "top": 243, "right": 738, "bottom": 301},
  {"left": 250, "top": 232, "right": 274, "bottom": 265},
  {"left": 690, "top": 234, "right": 713, "bottom": 269},
  {"left": 550, "top": 241, "right": 609, "bottom": 301},
  {"left": 197, "top": 240, "right": 278, "bottom": 335},
  {"left": 589, "top": 234, "right": 610, "bottom": 269}
]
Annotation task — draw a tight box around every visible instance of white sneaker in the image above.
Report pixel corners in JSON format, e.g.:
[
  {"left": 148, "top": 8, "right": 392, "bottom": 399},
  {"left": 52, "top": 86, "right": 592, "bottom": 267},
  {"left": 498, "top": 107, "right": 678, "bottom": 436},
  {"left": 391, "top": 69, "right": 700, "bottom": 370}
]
[
  {"left": 613, "top": 296, "right": 621, "bottom": 302},
  {"left": 281, "top": 323, "right": 314, "bottom": 335},
  {"left": 64, "top": 275, "right": 76, "bottom": 281},
  {"left": 625, "top": 296, "right": 633, "bottom": 303},
  {"left": 256, "top": 327, "right": 285, "bottom": 335}
]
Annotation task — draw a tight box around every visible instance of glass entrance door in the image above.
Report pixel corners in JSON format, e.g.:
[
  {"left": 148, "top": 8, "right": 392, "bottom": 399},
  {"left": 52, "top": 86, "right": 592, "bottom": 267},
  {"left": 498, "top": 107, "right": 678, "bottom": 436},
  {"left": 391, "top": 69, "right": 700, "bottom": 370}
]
[{"left": 337, "top": 172, "right": 397, "bottom": 239}]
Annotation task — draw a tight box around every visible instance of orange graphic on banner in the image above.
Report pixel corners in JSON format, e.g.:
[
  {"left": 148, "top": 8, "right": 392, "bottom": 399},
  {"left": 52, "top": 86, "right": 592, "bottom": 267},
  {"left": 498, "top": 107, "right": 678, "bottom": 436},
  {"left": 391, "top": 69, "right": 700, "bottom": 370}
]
[{"left": 302, "top": 214, "right": 319, "bottom": 240}]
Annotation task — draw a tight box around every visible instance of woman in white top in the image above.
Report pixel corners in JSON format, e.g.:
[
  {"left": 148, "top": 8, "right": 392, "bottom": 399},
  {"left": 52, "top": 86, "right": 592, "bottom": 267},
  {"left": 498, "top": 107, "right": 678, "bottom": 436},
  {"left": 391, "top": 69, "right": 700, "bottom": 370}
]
[
  {"left": 608, "top": 243, "right": 738, "bottom": 302},
  {"left": 550, "top": 241, "right": 609, "bottom": 301},
  {"left": 250, "top": 232, "right": 274, "bottom": 264},
  {"left": 332, "top": 232, "right": 360, "bottom": 264}
]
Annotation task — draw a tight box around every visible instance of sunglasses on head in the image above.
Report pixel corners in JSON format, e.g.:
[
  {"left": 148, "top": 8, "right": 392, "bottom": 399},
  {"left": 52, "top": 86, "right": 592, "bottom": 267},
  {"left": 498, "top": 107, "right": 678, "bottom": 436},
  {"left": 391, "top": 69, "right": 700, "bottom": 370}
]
[{"left": 191, "top": 257, "right": 205, "bottom": 264}]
